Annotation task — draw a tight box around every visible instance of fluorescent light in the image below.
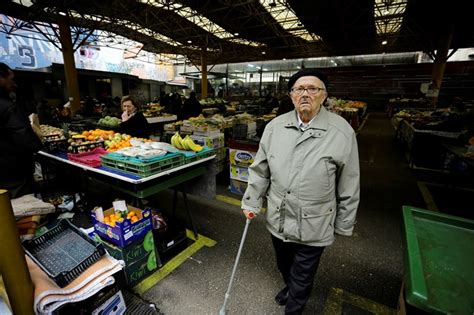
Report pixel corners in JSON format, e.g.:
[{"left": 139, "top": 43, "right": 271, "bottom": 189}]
[
  {"left": 187, "top": 40, "right": 192, "bottom": 43},
  {"left": 59, "top": 11, "right": 67, "bottom": 16},
  {"left": 234, "top": 32, "right": 239, "bottom": 36},
  {"left": 382, "top": 40, "right": 388, "bottom": 45},
  {"left": 261, "top": 51, "right": 266, "bottom": 55}
]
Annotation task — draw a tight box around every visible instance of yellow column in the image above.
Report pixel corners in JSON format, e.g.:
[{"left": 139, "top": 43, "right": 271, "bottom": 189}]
[
  {"left": 58, "top": 17, "right": 81, "bottom": 114},
  {"left": 201, "top": 48, "right": 208, "bottom": 99},
  {"left": 0, "top": 190, "right": 34, "bottom": 315}
]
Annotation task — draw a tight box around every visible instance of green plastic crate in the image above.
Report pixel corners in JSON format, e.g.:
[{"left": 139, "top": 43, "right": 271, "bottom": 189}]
[
  {"left": 402, "top": 206, "right": 474, "bottom": 314},
  {"left": 184, "top": 147, "right": 215, "bottom": 163},
  {"left": 101, "top": 152, "right": 184, "bottom": 177}
]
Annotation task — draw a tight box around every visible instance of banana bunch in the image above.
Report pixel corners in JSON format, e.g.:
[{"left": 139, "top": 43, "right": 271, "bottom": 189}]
[
  {"left": 171, "top": 132, "right": 185, "bottom": 150},
  {"left": 182, "top": 135, "right": 203, "bottom": 152},
  {"left": 171, "top": 132, "right": 203, "bottom": 152}
]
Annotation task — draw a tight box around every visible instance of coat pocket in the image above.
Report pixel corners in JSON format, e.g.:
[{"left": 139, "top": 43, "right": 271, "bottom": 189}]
[
  {"left": 265, "top": 188, "right": 283, "bottom": 232},
  {"left": 299, "top": 206, "right": 335, "bottom": 242}
]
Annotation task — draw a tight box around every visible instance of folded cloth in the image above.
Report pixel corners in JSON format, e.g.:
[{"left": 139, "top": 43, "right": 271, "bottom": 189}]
[
  {"left": 11, "top": 194, "right": 55, "bottom": 218},
  {"left": 26, "top": 255, "right": 124, "bottom": 315}
]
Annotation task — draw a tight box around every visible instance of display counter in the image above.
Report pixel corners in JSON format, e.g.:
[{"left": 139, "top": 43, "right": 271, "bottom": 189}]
[
  {"left": 396, "top": 119, "right": 463, "bottom": 169},
  {"left": 36, "top": 150, "right": 215, "bottom": 239}
]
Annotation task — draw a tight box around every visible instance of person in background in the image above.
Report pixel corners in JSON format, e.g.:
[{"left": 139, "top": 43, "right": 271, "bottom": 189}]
[
  {"left": 276, "top": 94, "right": 294, "bottom": 116},
  {"left": 182, "top": 91, "right": 202, "bottom": 119},
  {"left": 241, "top": 68, "right": 360, "bottom": 314},
  {"left": 120, "top": 95, "right": 150, "bottom": 139},
  {"left": 0, "top": 62, "right": 42, "bottom": 198},
  {"left": 264, "top": 93, "right": 279, "bottom": 114},
  {"left": 169, "top": 92, "right": 183, "bottom": 119}
]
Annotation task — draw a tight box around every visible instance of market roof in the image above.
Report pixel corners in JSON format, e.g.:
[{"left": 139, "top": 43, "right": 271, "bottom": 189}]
[{"left": 1, "top": 0, "right": 473, "bottom": 64}]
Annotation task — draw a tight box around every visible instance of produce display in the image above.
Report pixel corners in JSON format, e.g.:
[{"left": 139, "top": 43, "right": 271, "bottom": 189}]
[
  {"left": 40, "top": 125, "right": 65, "bottom": 140},
  {"left": 103, "top": 209, "right": 139, "bottom": 227},
  {"left": 143, "top": 104, "right": 164, "bottom": 117},
  {"left": 171, "top": 132, "right": 203, "bottom": 152},
  {"left": 98, "top": 116, "right": 121, "bottom": 127}
]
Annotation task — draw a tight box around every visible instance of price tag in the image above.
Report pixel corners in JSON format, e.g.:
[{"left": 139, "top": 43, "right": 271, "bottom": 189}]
[
  {"left": 113, "top": 200, "right": 128, "bottom": 212},
  {"left": 94, "top": 207, "right": 104, "bottom": 222}
]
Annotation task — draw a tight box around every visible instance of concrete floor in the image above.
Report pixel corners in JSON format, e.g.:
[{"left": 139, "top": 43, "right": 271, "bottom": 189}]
[{"left": 140, "top": 112, "right": 428, "bottom": 315}]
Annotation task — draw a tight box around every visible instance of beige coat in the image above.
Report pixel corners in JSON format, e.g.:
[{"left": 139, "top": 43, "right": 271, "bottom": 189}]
[{"left": 242, "top": 107, "right": 360, "bottom": 246}]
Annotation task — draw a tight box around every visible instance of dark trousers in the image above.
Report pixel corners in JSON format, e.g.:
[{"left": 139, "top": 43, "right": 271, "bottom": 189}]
[{"left": 271, "top": 235, "right": 325, "bottom": 315}]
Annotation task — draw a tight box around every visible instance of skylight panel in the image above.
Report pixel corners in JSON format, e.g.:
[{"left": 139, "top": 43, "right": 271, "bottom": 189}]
[
  {"left": 374, "top": 0, "right": 407, "bottom": 34},
  {"left": 260, "top": 0, "right": 321, "bottom": 41}
]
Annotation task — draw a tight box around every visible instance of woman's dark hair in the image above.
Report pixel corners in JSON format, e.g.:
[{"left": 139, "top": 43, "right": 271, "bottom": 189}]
[{"left": 121, "top": 95, "right": 140, "bottom": 111}]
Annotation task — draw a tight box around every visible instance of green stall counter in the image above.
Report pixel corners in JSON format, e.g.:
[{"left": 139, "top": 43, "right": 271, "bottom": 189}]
[{"left": 402, "top": 206, "right": 474, "bottom": 314}]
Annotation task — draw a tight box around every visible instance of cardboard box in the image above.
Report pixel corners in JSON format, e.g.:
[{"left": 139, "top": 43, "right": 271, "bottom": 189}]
[
  {"left": 229, "top": 179, "right": 248, "bottom": 195},
  {"left": 229, "top": 148, "right": 257, "bottom": 167},
  {"left": 99, "top": 230, "right": 155, "bottom": 266},
  {"left": 92, "top": 206, "right": 153, "bottom": 247},
  {"left": 193, "top": 125, "right": 221, "bottom": 136},
  {"left": 91, "top": 291, "right": 126, "bottom": 315},
  {"left": 230, "top": 165, "right": 250, "bottom": 182},
  {"left": 56, "top": 282, "right": 123, "bottom": 314},
  {"left": 190, "top": 133, "right": 225, "bottom": 149},
  {"left": 98, "top": 231, "right": 158, "bottom": 286},
  {"left": 123, "top": 251, "right": 158, "bottom": 286}
]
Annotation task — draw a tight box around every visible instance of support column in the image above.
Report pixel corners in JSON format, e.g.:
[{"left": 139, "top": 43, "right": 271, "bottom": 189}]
[
  {"left": 258, "top": 69, "right": 263, "bottom": 97},
  {"left": 429, "top": 30, "right": 453, "bottom": 106},
  {"left": 201, "top": 48, "right": 208, "bottom": 99},
  {"left": 225, "top": 64, "right": 229, "bottom": 98},
  {"left": 58, "top": 17, "right": 81, "bottom": 114},
  {"left": 0, "top": 190, "right": 34, "bottom": 315}
]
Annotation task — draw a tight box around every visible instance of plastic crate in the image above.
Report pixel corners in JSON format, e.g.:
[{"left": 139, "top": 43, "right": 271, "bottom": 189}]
[
  {"left": 67, "top": 147, "right": 107, "bottom": 167},
  {"left": 182, "top": 147, "right": 215, "bottom": 163},
  {"left": 23, "top": 219, "right": 106, "bottom": 288},
  {"left": 101, "top": 152, "right": 185, "bottom": 177},
  {"left": 43, "top": 138, "right": 67, "bottom": 152},
  {"left": 69, "top": 140, "right": 105, "bottom": 154}
]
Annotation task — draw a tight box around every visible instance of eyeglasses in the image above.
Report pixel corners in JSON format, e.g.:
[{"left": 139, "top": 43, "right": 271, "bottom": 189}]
[{"left": 290, "top": 86, "right": 325, "bottom": 96}]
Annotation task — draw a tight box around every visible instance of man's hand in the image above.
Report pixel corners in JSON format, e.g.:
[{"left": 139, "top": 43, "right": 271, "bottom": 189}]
[{"left": 243, "top": 210, "right": 256, "bottom": 220}]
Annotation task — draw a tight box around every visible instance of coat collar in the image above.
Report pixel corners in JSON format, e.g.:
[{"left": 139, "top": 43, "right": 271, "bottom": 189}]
[{"left": 283, "top": 106, "right": 329, "bottom": 131}]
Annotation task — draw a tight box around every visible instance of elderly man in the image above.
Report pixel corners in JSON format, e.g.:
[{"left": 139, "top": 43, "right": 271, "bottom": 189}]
[
  {"left": 0, "top": 63, "right": 42, "bottom": 198},
  {"left": 242, "top": 68, "right": 360, "bottom": 314}
]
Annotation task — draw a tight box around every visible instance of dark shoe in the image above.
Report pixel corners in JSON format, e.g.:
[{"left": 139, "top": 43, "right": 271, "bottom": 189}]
[{"left": 275, "top": 287, "right": 289, "bottom": 305}]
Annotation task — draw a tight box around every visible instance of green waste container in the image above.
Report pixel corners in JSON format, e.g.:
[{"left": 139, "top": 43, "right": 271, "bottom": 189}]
[{"left": 402, "top": 206, "right": 474, "bottom": 314}]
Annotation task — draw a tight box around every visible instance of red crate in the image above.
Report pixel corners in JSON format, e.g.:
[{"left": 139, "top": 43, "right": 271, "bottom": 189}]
[{"left": 67, "top": 147, "right": 107, "bottom": 167}]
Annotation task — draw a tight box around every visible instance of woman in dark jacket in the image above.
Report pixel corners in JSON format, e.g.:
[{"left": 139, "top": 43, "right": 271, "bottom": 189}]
[{"left": 120, "top": 95, "right": 150, "bottom": 139}]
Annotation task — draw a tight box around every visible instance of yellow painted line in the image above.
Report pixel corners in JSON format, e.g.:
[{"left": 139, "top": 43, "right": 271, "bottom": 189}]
[
  {"left": 133, "top": 230, "right": 216, "bottom": 295},
  {"left": 215, "top": 194, "right": 242, "bottom": 207},
  {"left": 324, "top": 287, "right": 397, "bottom": 315},
  {"left": 417, "top": 181, "right": 439, "bottom": 212},
  {"left": 215, "top": 194, "right": 267, "bottom": 213}
]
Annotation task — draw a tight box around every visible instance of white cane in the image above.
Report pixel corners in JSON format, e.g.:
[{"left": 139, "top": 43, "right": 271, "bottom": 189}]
[{"left": 218, "top": 212, "right": 255, "bottom": 315}]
